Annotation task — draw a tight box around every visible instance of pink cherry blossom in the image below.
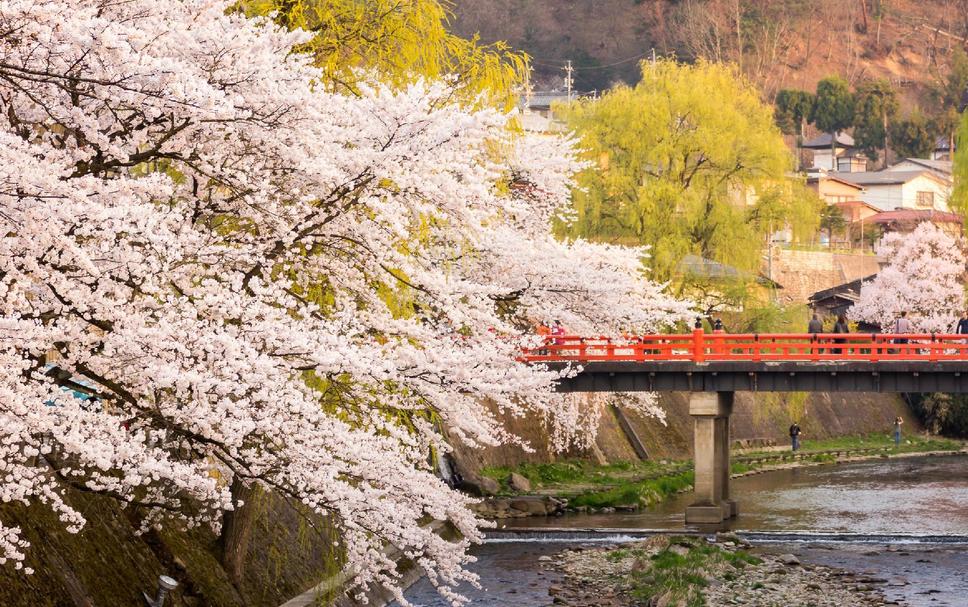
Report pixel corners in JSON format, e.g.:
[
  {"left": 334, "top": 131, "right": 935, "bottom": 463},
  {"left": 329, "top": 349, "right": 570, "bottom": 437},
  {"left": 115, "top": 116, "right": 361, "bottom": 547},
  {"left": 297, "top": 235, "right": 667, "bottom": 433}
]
[{"left": 0, "top": 0, "right": 690, "bottom": 602}]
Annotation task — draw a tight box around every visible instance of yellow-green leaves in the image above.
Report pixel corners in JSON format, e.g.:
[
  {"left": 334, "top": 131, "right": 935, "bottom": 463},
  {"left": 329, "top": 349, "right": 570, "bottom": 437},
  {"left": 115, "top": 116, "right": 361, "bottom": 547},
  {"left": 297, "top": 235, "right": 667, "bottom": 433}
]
[
  {"left": 242, "top": 0, "right": 528, "bottom": 108},
  {"left": 555, "top": 59, "right": 814, "bottom": 282}
]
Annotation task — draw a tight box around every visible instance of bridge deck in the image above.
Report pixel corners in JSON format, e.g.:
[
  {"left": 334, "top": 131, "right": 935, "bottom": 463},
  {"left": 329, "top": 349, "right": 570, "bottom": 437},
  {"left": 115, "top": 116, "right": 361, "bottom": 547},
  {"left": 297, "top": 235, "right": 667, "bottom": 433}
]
[{"left": 525, "top": 332, "right": 968, "bottom": 393}]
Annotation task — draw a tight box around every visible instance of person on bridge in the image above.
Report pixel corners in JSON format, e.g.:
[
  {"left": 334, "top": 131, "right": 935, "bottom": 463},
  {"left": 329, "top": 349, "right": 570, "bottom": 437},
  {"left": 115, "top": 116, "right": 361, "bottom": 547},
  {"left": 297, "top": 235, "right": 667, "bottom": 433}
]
[
  {"left": 894, "top": 311, "right": 912, "bottom": 345},
  {"left": 832, "top": 314, "right": 849, "bottom": 354},
  {"left": 893, "top": 416, "right": 904, "bottom": 447},
  {"left": 536, "top": 321, "right": 551, "bottom": 354},
  {"left": 808, "top": 314, "right": 824, "bottom": 355},
  {"left": 789, "top": 422, "right": 802, "bottom": 451},
  {"left": 551, "top": 320, "right": 565, "bottom": 345},
  {"left": 955, "top": 312, "right": 968, "bottom": 335}
]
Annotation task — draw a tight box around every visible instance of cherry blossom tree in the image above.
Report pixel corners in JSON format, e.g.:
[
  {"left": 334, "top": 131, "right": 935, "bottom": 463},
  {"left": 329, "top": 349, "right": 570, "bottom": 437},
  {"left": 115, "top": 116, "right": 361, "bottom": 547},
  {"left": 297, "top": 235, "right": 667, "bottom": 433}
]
[
  {"left": 0, "top": 0, "right": 690, "bottom": 601},
  {"left": 852, "top": 222, "right": 966, "bottom": 333}
]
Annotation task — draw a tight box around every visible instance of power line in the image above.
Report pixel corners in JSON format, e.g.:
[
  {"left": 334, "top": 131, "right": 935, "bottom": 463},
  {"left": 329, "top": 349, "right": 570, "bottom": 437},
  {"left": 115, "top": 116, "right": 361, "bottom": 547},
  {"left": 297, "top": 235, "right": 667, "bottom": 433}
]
[{"left": 528, "top": 49, "right": 655, "bottom": 72}]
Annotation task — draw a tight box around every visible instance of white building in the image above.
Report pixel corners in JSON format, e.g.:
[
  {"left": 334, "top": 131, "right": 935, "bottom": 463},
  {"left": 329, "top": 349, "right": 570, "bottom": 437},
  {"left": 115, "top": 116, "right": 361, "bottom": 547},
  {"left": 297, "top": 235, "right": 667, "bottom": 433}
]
[
  {"left": 831, "top": 169, "right": 952, "bottom": 212},
  {"left": 803, "top": 132, "right": 856, "bottom": 171}
]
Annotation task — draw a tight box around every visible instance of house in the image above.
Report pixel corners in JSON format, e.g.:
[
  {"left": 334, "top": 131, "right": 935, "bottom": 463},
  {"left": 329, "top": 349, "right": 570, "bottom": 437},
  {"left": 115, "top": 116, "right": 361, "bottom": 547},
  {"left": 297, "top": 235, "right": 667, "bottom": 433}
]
[
  {"left": 835, "top": 149, "right": 869, "bottom": 173},
  {"left": 806, "top": 173, "right": 865, "bottom": 204},
  {"left": 803, "top": 132, "right": 855, "bottom": 171},
  {"left": 865, "top": 209, "right": 963, "bottom": 237},
  {"left": 933, "top": 135, "right": 953, "bottom": 161},
  {"left": 831, "top": 169, "right": 952, "bottom": 212},
  {"left": 833, "top": 200, "right": 881, "bottom": 223},
  {"left": 883, "top": 158, "right": 952, "bottom": 179},
  {"left": 808, "top": 275, "right": 876, "bottom": 319}
]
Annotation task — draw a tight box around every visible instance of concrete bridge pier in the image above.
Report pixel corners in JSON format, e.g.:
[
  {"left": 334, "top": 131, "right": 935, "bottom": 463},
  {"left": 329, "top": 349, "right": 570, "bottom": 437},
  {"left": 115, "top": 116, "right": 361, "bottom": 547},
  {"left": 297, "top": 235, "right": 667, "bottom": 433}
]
[{"left": 685, "top": 391, "right": 737, "bottom": 524}]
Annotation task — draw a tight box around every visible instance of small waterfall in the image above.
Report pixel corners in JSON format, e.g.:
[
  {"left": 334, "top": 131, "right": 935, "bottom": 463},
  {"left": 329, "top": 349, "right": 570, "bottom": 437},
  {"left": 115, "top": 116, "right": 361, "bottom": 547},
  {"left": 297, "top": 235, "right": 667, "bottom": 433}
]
[{"left": 435, "top": 449, "right": 458, "bottom": 488}]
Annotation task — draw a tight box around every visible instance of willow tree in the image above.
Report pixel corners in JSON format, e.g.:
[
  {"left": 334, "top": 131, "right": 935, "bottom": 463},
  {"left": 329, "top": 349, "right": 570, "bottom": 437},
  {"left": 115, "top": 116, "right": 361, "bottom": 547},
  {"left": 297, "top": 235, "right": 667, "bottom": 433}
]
[
  {"left": 243, "top": 0, "right": 528, "bottom": 107},
  {"left": 953, "top": 112, "right": 968, "bottom": 216},
  {"left": 556, "top": 59, "right": 817, "bottom": 283}
]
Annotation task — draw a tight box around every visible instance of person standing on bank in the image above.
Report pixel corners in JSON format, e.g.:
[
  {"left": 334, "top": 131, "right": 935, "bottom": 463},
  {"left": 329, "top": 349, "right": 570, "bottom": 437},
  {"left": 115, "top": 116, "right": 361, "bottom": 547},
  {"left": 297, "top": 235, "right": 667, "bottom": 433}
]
[
  {"left": 789, "top": 421, "right": 802, "bottom": 452},
  {"left": 832, "top": 314, "right": 849, "bottom": 355},
  {"left": 893, "top": 416, "right": 903, "bottom": 447}
]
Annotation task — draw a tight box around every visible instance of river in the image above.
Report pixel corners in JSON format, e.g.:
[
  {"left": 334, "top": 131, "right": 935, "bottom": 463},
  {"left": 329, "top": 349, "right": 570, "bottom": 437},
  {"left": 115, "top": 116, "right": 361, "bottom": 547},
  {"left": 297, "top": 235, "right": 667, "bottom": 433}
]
[{"left": 399, "top": 454, "right": 968, "bottom": 606}]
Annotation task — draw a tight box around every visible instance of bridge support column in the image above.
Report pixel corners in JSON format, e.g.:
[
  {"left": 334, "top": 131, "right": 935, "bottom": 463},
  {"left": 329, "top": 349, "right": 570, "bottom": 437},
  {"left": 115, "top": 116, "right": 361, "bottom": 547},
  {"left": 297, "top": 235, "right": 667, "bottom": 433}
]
[{"left": 685, "top": 391, "right": 736, "bottom": 524}]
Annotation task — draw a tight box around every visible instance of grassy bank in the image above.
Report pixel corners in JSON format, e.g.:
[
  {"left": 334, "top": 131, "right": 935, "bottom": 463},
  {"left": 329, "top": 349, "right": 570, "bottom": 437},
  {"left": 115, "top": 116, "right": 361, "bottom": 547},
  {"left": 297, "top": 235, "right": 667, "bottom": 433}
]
[{"left": 482, "top": 433, "right": 964, "bottom": 510}]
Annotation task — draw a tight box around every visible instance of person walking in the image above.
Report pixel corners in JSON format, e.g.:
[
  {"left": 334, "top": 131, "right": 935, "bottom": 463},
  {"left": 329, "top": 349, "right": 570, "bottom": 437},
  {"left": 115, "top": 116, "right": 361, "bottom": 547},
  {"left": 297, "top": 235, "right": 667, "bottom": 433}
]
[
  {"left": 893, "top": 416, "right": 903, "bottom": 447},
  {"left": 832, "top": 314, "right": 849, "bottom": 355},
  {"left": 789, "top": 421, "right": 802, "bottom": 452},
  {"left": 808, "top": 313, "right": 824, "bottom": 355}
]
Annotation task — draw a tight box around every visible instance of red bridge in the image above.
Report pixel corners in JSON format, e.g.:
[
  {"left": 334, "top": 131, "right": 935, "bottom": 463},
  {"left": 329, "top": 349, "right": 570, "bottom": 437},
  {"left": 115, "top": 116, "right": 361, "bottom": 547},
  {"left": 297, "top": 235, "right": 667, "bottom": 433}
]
[
  {"left": 523, "top": 330, "right": 968, "bottom": 364},
  {"left": 523, "top": 330, "right": 968, "bottom": 525}
]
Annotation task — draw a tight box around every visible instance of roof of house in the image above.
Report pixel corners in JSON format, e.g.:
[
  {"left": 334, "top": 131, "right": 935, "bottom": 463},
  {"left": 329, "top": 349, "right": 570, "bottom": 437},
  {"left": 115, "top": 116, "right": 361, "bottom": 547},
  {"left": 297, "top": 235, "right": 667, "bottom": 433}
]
[
  {"left": 808, "top": 274, "right": 876, "bottom": 305},
  {"left": 936, "top": 135, "right": 952, "bottom": 152},
  {"left": 867, "top": 209, "right": 963, "bottom": 225},
  {"left": 806, "top": 174, "right": 865, "bottom": 190},
  {"left": 831, "top": 170, "right": 951, "bottom": 187},
  {"left": 834, "top": 200, "right": 881, "bottom": 214},
  {"left": 803, "top": 132, "right": 855, "bottom": 149},
  {"left": 677, "top": 254, "right": 780, "bottom": 287},
  {"left": 887, "top": 158, "right": 953, "bottom": 175}
]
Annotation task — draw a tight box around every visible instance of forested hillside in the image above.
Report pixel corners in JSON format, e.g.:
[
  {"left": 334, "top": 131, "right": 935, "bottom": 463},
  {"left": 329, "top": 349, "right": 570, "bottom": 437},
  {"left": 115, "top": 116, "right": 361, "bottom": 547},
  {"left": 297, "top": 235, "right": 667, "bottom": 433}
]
[{"left": 450, "top": 0, "right": 968, "bottom": 105}]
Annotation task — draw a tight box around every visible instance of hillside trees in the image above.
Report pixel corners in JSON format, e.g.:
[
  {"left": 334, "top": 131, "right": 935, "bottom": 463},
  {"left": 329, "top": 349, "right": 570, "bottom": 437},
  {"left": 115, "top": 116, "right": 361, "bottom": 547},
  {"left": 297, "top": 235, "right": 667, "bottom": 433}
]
[
  {"left": 852, "top": 79, "right": 899, "bottom": 167},
  {"left": 851, "top": 223, "right": 965, "bottom": 332},
  {"left": 775, "top": 89, "right": 815, "bottom": 170},
  {"left": 555, "top": 60, "right": 819, "bottom": 284},
  {"left": 811, "top": 76, "right": 855, "bottom": 170},
  {"left": 889, "top": 111, "right": 938, "bottom": 159},
  {"left": 0, "top": 0, "right": 692, "bottom": 602}
]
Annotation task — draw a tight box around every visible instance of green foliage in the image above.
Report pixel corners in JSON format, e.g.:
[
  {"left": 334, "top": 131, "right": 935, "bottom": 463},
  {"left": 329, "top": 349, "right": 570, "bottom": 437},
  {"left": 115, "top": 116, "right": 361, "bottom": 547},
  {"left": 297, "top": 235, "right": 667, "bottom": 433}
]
[
  {"left": 852, "top": 79, "right": 899, "bottom": 163},
  {"left": 928, "top": 48, "right": 968, "bottom": 142},
  {"left": 819, "top": 203, "right": 847, "bottom": 241},
  {"left": 555, "top": 59, "right": 811, "bottom": 282},
  {"left": 774, "top": 89, "right": 815, "bottom": 136},
  {"left": 627, "top": 538, "right": 761, "bottom": 607},
  {"left": 953, "top": 112, "right": 968, "bottom": 216},
  {"left": 889, "top": 111, "right": 938, "bottom": 159},
  {"left": 569, "top": 470, "right": 694, "bottom": 509},
  {"left": 242, "top": 0, "right": 528, "bottom": 108},
  {"left": 909, "top": 393, "right": 968, "bottom": 438},
  {"left": 811, "top": 76, "right": 855, "bottom": 138}
]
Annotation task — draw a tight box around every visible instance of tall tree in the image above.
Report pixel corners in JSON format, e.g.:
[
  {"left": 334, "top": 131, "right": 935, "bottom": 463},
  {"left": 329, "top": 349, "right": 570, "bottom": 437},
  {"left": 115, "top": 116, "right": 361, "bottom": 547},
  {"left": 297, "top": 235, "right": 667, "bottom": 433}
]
[
  {"left": 929, "top": 47, "right": 968, "bottom": 157},
  {"left": 852, "top": 79, "right": 899, "bottom": 168},
  {"left": 555, "top": 59, "right": 817, "bottom": 282},
  {"left": 0, "top": 0, "right": 692, "bottom": 599},
  {"left": 889, "top": 111, "right": 938, "bottom": 159},
  {"left": 852, "top": 223, "right": 965, "bottom": 332},
  {"left": 812, "top": 76, "right": 855, "bottom": 170},
  {"left": 775, "top": 89, "right": 816, "bottom": 170}
]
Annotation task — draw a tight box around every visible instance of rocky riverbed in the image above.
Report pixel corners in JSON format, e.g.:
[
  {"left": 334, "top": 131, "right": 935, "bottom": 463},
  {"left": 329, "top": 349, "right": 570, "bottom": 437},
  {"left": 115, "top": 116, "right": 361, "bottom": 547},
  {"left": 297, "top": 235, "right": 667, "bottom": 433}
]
[{"left": 544, "top": 534, "right": 899, "bottom": 607}]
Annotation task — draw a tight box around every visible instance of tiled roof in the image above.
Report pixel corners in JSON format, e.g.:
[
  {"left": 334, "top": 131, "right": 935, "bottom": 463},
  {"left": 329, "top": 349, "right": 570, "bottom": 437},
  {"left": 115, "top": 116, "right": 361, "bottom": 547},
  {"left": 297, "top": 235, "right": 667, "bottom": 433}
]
[
  {"left": 867, "top": 209, "right": 963, "bottom": 224},
  {"left": 803, "top": 132, "right": 855, "bottom": 149}
]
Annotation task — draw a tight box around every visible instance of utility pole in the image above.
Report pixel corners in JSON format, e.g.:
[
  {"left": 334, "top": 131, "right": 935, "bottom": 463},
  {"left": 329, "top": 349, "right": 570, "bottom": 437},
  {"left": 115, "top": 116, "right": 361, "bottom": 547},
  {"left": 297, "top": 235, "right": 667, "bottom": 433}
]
[
  {"left": 564, "top": 60, "right": 574, "bottom": 101},
  {"left": 650, "top": 47, "right": 656, "bottom": 65}
]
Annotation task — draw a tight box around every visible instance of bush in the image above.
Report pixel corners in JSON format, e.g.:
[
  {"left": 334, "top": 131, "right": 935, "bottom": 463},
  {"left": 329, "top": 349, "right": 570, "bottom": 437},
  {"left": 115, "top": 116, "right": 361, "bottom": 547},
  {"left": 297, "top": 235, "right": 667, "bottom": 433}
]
[{"left": 908, "top": 393, "right": 968, "bottom": 438}]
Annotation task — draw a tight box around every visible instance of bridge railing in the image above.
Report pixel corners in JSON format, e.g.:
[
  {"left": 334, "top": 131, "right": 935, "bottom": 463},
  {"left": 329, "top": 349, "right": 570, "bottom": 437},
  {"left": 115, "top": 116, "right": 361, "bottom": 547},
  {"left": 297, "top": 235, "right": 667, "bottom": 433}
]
[{"left": 522, "top": 330, "right": 968, "bottom": 363}]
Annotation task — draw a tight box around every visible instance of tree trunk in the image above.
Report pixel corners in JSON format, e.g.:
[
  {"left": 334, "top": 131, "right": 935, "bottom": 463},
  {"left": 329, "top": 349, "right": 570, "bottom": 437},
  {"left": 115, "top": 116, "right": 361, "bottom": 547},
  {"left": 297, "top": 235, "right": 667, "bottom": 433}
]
[
  {"left": 797, "top": 119, "right": 805, "bottom": 171},
  {"left": 859, "top": 0, "right": 869, "bottom": 33},
  {"left": 883, "top": 110, "right": 890, "bottom": 169},
  {"left": 831, "top": 133, "right": 838, "bottom": 171},
  {"left": 220, "top": 479, "right": 260, "bottom": 590}
]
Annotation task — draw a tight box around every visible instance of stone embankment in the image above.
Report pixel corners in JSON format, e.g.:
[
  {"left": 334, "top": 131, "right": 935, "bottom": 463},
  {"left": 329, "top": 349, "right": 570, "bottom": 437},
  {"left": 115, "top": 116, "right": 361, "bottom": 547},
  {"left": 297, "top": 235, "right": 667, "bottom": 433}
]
[{"left": 545, "top": 535, "right": 899, "bottom": 607}]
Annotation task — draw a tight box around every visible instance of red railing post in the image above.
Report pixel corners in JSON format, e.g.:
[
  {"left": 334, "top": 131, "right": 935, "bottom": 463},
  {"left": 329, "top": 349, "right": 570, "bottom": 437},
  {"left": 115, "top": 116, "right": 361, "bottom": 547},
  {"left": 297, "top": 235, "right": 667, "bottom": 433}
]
[
  {"left": 693, "top": 328, "right": 705, "bottom": 363},
  {"left": 929, "top": 333, "right": 938, "bottom": 362}
]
